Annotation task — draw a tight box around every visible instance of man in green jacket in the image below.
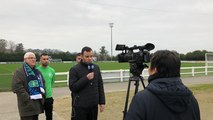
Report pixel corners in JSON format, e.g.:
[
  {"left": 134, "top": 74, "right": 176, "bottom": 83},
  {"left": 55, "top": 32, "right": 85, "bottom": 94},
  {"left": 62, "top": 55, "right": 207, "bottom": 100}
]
[
  {"left": 37, "top": 53, "right": 55, "bottom": 120},
  {"left": 12, "top": 52, "right": 45, "bottom": 120}
]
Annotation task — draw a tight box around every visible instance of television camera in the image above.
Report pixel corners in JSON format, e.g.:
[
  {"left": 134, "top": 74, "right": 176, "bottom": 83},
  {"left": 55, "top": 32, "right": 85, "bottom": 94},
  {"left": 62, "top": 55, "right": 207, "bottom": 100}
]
[
  {"left": 116, "top": 43, "right": 155, "bottom": 76},
  {"left": 116, "top": 43, "right": 155, "bottom": 120}
]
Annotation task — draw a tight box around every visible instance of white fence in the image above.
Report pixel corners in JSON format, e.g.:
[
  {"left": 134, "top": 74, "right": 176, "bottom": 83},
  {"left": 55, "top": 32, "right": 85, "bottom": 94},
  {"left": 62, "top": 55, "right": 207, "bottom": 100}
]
[{"left": 55, "top": 66, "right": 213, "bottom": 85}]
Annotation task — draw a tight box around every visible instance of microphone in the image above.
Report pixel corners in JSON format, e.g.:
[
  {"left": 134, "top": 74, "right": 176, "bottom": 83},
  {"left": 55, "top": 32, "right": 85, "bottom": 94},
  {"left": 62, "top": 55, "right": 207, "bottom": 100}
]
[
  {"left": 88, "top": 63, "right": 94, "bottom": 73},
  {"left": 88, "top": 63, "right": 94, "bottom": 85}
]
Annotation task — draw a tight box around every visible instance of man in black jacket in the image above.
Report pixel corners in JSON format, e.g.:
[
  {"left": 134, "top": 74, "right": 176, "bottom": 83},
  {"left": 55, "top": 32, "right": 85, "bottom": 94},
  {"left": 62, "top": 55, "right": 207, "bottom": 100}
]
[
  {"left": 126, "top": 50, "right": 200, "bottom": 120},
  {"left": 69, "top": 46, "right": 105, "bottom": 120}
]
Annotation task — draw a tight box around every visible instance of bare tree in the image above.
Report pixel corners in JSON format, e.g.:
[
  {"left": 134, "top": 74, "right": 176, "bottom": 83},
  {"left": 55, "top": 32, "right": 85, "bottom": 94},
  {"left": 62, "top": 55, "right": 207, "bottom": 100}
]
[
  {"left": 0, "top": 39, "right": 7, "bottom": 53},
  {"left": 7, "top": 40, "right": 16, "bottom": 53}
]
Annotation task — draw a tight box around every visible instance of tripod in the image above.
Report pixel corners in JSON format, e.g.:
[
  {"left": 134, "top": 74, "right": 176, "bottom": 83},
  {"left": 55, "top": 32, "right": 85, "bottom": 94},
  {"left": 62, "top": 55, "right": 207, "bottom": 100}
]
[{"left": 122, "top": 75, "right": 146, "bottom": 120}]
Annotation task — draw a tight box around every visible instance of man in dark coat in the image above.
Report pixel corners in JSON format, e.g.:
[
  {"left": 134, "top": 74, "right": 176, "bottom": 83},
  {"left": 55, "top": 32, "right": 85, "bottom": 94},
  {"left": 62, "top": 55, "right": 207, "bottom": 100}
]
[
  {"left": 126, "top": 50, "right": 200, "bottom": 120},
  {"left": 12, "top": 52, "right": 45, "bottom": 120},
  {"left": 69, "top": 46, "right": 105, "bottom": 120}
]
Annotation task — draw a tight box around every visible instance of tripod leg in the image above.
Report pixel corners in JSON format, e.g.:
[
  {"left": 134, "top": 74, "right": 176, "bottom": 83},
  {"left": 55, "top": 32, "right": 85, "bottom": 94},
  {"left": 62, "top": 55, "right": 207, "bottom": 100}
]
[
  {"left": 134, "top": 80, "right": 139, "bottom": 95},
  {"left": 140, "top": 76, "right": 146, "bottom": 89},
  {"left": 123, "top": 78, "right": 131, "bottom": 120}
]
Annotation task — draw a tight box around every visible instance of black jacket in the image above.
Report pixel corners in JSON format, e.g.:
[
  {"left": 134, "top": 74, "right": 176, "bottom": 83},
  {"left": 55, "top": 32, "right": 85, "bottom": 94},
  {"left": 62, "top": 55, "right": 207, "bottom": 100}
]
[
  {"left": 126, "top": 77, "right": 200, "bottom": 120},
  {"left": 69, "top": 62, "right": 105, "bottom": 108}
]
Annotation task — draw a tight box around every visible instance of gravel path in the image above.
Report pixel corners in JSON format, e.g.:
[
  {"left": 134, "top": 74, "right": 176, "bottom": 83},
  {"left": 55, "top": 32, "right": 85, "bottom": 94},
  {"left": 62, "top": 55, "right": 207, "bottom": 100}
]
[{"left": 1, "top": 76, "right": 213, "bottom": 120}]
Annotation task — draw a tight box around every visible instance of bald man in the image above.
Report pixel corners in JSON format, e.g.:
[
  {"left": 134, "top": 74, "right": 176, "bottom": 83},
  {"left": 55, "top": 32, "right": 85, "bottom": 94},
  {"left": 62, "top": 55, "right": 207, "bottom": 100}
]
[{"left": 12, "top": 52, "right": 45, "bottom": 120}]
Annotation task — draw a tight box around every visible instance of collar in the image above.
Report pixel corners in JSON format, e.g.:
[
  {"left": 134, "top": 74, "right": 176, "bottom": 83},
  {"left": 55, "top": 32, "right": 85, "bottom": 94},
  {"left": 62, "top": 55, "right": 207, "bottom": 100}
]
[
  {"left": 148, "top": 73, "right": 161, "bottom": 83},
  {"left": 80, "top": 60, "right": 88, "bottom": 66}
]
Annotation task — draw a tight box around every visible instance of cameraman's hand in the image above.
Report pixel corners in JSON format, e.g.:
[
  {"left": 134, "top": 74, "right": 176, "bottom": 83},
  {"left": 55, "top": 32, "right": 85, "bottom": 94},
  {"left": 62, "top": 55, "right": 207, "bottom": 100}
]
[{"left": 87, "top": 72, "right": 94, "bottom": 80}]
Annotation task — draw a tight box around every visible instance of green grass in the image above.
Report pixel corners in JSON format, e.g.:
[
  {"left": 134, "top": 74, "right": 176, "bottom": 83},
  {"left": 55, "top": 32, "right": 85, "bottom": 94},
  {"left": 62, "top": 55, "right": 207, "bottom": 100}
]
[
  {"left": 190, "top": 84, "right": 213, "bottom": 92},
  {"left": 0, "top": 61, "right": 208, "bottom": 92},
  {"left": 0, "top": 62, "right": 205, "bottom": 73},
  {"left": 0, "top": 74, "right": 12, "bottom": 92},
  {"left": 0, "top": 64, "right": 21, "bottom": 73}
]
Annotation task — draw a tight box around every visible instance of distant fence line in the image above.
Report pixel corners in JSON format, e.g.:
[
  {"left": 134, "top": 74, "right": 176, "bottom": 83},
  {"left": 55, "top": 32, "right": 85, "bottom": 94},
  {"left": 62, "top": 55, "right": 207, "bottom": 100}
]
[
  {"left": 1, "top": 66, "right": 213, "bottom": 85},
  {"left": 0, "top": 61, "right": 66, "bottom": 64},
  {"left": 0, "top": 61, "right": 206, "bottom": 64},
  {"left": 0, "top": 62, "right": 22, "bottom": 64},
  {"left": 55, "top": 66, "right": 213, "bottom": 85}
]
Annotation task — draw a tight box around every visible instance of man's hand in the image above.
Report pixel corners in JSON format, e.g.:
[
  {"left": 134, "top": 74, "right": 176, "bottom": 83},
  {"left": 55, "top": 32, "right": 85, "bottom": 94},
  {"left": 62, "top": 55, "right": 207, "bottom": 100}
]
[
  {"left": 99, "top": 104, "right": 105, "bottom": 112},
  {"left": 87, "top": 72, "right": 94, "bottom": 80}
]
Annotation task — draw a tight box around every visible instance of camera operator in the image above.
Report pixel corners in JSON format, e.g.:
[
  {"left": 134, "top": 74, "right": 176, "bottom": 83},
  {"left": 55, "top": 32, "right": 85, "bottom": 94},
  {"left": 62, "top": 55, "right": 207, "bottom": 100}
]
[{"left": 125, "top": 50, "right": 200, "bottom": 120}]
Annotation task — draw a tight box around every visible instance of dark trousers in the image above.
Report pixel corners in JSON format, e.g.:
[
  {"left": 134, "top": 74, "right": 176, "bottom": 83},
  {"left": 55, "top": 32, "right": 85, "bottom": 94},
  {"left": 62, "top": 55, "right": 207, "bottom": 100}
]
[
  {"left": 44, "top": 97, "right": 54, "bottom": 120},
  {"left": 71, "top": 106, "right": 98, "bottom": 120},
  {"left": 21, "top": 115, "right": 38, "bottom": 120}
]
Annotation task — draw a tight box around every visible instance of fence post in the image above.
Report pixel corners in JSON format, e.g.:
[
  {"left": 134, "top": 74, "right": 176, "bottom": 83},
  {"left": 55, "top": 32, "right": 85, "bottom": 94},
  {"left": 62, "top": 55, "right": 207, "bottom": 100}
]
[
  {"left": 205, "top": 66, "right": 208, "bottom": 75},
  {"left": 120, "top": 69, "right": 124, "bottom": 82},
  {"left": 192, "top": 67, "right": 195, "bottom": 76},
  {"left": 67, "top": 71, "right": 69, "bottom": 86}
]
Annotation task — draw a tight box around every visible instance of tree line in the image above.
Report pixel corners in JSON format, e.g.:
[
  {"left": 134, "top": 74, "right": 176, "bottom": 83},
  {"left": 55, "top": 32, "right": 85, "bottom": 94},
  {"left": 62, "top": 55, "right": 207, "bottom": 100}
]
[
  {"left": 0, "top": 39, "right": 212, "bottom": 62},
  {"left": 0, "top": 39, "right": 112, "bottom": 62}
]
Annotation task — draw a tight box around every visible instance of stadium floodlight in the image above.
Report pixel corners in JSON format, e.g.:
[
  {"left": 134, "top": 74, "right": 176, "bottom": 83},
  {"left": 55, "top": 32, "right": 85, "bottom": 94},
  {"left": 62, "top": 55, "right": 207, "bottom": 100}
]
[{"left": 109, "top": 23, "right": 114, "bottom": 61}]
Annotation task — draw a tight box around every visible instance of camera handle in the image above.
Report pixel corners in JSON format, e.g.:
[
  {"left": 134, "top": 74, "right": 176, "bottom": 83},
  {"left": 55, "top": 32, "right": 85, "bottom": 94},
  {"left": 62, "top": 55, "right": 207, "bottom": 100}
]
[{"left": 123, "top": 75, "right": 145, "bottom": 120}]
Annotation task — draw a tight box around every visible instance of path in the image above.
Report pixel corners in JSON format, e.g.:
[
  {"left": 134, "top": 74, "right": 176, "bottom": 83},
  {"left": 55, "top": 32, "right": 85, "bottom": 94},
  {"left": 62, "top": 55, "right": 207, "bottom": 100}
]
[{"left": 0, "top": 76, "right": 213, "bottom": 120}]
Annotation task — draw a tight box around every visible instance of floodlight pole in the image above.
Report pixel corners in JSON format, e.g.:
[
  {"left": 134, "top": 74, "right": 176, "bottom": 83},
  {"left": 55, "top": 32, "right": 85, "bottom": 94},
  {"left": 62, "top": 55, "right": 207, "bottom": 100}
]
[{"left": 109, "top": 23, "right": 114, "bottom": 61}]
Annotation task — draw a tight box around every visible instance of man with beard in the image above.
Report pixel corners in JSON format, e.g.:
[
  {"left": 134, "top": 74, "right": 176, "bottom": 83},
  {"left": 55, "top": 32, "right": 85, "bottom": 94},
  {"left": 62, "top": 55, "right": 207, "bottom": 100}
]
[
  {"left": 69, "top": 46, "right": 105, "bottom": 120},
  {"left": 37, "top": 53, "right": 55, "bottom": 120}
]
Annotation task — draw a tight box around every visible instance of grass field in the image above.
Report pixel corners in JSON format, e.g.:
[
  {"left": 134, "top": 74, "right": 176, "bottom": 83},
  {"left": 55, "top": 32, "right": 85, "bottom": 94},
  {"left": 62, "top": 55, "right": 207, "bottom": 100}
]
[
  {"left": 0, "top": 61, "right": 210, "bottom": 91},
  {"left": 54, "top": 83, "right": 213, "bottom": 120}
]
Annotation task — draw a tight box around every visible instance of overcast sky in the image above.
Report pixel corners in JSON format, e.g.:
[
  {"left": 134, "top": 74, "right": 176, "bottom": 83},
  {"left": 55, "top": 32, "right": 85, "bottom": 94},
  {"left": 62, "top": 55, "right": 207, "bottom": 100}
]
[{"left": 1, "top": 0, "right": 213, "bottom": 55}]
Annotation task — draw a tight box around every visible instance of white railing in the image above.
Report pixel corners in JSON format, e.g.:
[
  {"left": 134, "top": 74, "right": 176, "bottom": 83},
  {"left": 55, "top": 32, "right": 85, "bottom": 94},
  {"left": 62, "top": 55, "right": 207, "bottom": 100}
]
[
  {"left": 55, "top": 72, "right": 69, "bottom": 85},
  {"left": 55, "top": 66, "right": 213, "bottom": 84}
]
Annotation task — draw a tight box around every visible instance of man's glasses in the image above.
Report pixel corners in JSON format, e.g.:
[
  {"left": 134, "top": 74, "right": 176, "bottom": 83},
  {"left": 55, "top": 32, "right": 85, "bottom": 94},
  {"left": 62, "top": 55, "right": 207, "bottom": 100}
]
[{"left": 27, "top": 57, "right": 36, "bottom": 60}]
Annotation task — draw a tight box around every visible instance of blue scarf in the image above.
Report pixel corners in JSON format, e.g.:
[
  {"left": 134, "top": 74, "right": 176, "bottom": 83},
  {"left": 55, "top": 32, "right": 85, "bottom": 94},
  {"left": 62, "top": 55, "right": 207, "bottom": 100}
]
[{"left": 23, "top": 63, "right": 45, "bottom": 100}]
